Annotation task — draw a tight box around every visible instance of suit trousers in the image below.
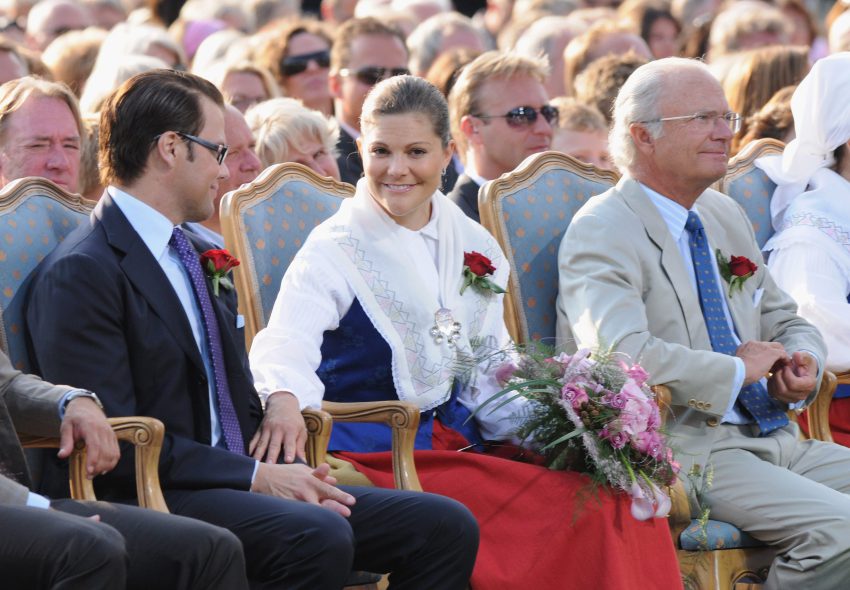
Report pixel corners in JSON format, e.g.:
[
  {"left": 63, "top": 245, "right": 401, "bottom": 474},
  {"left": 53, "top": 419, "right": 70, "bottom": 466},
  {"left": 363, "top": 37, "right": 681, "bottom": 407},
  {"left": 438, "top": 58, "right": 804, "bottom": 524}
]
[
  {"left": 705, "top": 423, "right": 850, "bottom": 590},
  {"left": 0, "top": 499, "right": 247, "bottom": 590},
  {"left": 165, "top": 484, "right": 479, "bottom": 590}
]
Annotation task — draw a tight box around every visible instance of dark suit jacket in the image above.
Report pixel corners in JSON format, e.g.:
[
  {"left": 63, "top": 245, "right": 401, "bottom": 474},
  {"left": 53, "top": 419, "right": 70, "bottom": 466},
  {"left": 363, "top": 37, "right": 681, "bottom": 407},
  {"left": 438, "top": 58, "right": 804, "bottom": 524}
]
[
  {"left": 26, "top": 193, "right": 262, "bottom": 500},
  {"left": 336, "top": 126, "right": 363, "bottom": 186},
  {"left": 447, "top": 174, "right": 481, "bottom": 223}
]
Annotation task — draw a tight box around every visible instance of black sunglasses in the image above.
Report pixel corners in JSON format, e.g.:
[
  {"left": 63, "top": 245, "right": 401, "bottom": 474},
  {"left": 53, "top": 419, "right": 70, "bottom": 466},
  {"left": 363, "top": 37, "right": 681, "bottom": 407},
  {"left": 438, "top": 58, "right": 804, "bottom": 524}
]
[
  {"left": 474, "top": 105, "right": 559, "bottom": 129},
  {"left": 176, "top": 132, "right": 229, "bottom": 165},
  {"left": 339, "top": 66, "right": 410, "bottom": 86},
  {"left": 281, "top": 49, "right": 331, "bottom": 76}
]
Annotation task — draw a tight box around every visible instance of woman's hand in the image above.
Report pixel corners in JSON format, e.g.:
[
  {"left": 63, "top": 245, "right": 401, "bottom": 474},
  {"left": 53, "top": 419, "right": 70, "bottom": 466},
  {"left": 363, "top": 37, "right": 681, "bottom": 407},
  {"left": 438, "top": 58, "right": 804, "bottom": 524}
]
[{"left": 249, "top": 391, "right": 307, "bottom": 463}]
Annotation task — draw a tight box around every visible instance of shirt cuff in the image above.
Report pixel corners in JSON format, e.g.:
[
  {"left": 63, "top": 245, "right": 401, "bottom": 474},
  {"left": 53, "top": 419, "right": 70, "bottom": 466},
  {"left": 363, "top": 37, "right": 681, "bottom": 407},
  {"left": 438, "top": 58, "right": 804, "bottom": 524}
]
[
  {"left": 251, "top": 459, "right": 259, "bottom": 484},
  {"left": 723, "top": 357, "right": 747, "bottom": 415},
  {"left": 26, "top": 491, "right": 51, "bottom": 509}
]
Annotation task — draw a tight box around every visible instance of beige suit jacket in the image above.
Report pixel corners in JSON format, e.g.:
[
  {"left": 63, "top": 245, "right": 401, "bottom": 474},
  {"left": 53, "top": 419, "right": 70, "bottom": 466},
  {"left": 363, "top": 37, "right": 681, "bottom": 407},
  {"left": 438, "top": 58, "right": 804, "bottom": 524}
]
[
  {"left": 0, "top": 351, "right": 70, "bottom": 506},
  {"left": 556, "top": 177, "right": 826, "bottom": 489}
]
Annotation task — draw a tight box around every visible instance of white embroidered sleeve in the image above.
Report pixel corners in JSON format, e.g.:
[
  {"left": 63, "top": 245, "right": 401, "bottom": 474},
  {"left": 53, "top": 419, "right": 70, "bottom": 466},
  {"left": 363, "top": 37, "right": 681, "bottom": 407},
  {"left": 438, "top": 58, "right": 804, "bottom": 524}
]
[{"left": 249, "top": 244, "right": 354, "bottom": 410}]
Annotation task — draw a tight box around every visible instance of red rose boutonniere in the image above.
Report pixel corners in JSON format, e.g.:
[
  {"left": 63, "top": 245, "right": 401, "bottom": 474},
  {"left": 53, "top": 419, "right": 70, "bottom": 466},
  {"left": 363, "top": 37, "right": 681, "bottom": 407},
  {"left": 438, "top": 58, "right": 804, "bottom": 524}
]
[
  {"left": 715, "top": 249, "right": 757, "bottom": 295},
  {"left": 201, "top": 249, "right": 240, "bottom": 296},
  {"left": 460, "top": 251, "right": 507, "bottom": 295}
]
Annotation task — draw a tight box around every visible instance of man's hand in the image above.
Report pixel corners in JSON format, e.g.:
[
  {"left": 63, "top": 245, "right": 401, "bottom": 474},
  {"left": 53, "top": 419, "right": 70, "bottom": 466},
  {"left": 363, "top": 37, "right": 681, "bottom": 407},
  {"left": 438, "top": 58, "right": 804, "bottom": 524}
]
[
  {"left": 58, "top": 397, "right": 120, "bottom": 479},
  {"left": 251, "top": 462, "right": 356, "bottom": 517},
  {"left": 768, "top": 351, "right": 818, "bottom": 404},
  {"left": 249, "top": 391, "right": 306, "bottom": 464},
  {"left": 736, "top": 341, "right": 789, "bottom": 385}
]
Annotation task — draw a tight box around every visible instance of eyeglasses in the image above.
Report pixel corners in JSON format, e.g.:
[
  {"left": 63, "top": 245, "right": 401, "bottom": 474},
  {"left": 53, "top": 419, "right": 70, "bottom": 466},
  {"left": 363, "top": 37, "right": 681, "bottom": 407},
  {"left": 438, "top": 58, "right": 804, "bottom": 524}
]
[
  {"left": 281, "top": 49, "right": 331, "bottom": 76},
  {"left": 176, "top": 132, "right": 229, "bottom": 165},
  {"left": 640, "top": 111, "right": 742, "bottom": 134},
  {"left": 339, "top": 66, "right": 410, "bottom": 86},
  {"left": 473, "top": 105, "right": 560, "bottom": 129}
]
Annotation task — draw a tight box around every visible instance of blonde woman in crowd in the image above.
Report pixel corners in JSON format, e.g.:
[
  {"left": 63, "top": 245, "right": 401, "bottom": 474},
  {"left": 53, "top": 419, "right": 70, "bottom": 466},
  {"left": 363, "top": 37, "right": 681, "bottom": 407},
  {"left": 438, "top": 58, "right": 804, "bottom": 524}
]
[{"left": 246, "top": 96, "right": 341, "bottom": 181}]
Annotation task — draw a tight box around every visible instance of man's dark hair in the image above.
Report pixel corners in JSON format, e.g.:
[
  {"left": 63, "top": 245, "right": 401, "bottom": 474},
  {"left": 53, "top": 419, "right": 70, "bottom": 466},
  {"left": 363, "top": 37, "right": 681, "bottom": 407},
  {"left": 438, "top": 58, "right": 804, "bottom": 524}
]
[{"left": 99, "top": 68, "right": 223, "bottom": 186}]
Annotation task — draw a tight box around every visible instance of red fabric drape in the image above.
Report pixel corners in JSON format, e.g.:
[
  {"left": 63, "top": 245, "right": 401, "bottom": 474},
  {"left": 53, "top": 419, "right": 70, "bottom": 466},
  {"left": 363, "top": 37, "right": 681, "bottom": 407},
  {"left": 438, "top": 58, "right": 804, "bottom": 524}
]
[{"left": 336, "top": 421, "right": 682, "bottom": 589}]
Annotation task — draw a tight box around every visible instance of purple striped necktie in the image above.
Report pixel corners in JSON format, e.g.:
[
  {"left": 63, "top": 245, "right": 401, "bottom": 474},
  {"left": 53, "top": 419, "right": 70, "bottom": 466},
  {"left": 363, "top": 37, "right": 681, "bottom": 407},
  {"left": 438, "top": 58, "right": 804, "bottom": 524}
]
[{"left": 169, "top": 227, "right": 246, "bottom": 454}]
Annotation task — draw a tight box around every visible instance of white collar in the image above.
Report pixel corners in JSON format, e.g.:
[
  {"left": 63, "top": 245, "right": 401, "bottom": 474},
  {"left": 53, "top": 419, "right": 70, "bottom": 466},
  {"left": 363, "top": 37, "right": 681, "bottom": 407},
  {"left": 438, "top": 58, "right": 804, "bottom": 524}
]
[
  {"left": 639, "top": 182, "right": 696, "bottom": 242},
  {"left": 109, "top": 186, "right": 176, "bottom": 259}
]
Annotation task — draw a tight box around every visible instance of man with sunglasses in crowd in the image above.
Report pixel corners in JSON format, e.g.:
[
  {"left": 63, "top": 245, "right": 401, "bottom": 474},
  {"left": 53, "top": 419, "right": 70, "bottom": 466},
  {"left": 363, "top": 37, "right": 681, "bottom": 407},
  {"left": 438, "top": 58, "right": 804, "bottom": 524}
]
[
  {"left": 447, "top": 51, "right": 556, "bottom": 223},
  {"left": 329, "top": 17, "right": 409, "bottom": 185},
  {"left": 27, "top": 68, "right": 478, "bottom": 590}
]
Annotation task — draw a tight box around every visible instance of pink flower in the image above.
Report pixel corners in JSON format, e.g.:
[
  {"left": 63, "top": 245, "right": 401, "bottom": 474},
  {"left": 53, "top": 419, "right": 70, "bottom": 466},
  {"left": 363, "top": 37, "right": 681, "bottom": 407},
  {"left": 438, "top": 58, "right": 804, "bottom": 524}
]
[
  {"left": 629, "top": 483, "right": 656, "bottom": 521},
  {"left": 604, "top": 430, "right": 628, "bottom": 449},
  {"left": 602, "top": 391, "right": 627, "bottom": 409},
  {"left": 628, "top": 482, "right": 671, "bottom": 520},
  {"left": 562, "top": 383, "right": 589, "bottom": 409},
  {"left": 626, "top": 364, "right": 650, "bottom": 386},
  {"left": 631, "top": 431, "right": 664, "bottom": 459},
  {"left": 494, "top": 361, "right": 518, "bottom": 385}
]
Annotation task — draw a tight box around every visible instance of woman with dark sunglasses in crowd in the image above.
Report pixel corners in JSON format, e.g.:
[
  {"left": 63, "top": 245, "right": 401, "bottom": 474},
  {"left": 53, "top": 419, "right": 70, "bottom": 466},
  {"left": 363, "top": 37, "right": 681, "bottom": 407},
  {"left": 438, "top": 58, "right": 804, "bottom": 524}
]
[
  {"left": 249, "top": 75, "right": 682, "bottom": 590},
  {"left": 257, "top": 19, "right": 334, "bottom": 116}
]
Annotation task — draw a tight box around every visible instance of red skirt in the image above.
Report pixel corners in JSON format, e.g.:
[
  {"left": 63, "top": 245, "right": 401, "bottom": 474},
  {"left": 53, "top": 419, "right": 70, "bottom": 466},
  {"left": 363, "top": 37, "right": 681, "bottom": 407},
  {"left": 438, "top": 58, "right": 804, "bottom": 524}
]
[
  {"left": 336, "top": 422, "right": 682, "bottom": 589},
  {"left": 799, "top": 397, "right": 850, "bottom": 447}
]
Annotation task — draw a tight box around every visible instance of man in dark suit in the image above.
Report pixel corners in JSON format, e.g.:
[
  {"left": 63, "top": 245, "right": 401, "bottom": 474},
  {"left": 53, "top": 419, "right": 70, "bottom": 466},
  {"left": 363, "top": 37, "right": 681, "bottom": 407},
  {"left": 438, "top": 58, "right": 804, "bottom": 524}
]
[
  {"left": 329, "top": 18, "right": 410, "bottom": 185},
  {"left": 0, "top": 349, "right": 247, "bottom": 589},
  {"left": 447, "top": 51, "right": 555, "bottom": 222},
  {"left": 27, "top": 69, "right": 477, "bottom": 589}
]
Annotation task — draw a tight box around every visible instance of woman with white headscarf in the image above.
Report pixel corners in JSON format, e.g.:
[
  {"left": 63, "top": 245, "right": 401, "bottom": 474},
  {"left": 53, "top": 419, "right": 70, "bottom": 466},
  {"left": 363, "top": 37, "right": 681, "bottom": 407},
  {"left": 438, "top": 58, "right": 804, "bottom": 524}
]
[{"left": 757, "top": 52, "right": 850, "bottom": 444}]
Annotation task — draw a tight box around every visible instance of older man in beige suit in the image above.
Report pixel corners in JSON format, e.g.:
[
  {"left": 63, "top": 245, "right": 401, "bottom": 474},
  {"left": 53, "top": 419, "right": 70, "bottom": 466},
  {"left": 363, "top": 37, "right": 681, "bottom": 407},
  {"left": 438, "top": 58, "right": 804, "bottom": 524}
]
[
  {"left": 0, "top": 349, "right": 247, "bottom": 589},
  {"left": 557, "top": 57, "right": 850, "bottom": 589}
]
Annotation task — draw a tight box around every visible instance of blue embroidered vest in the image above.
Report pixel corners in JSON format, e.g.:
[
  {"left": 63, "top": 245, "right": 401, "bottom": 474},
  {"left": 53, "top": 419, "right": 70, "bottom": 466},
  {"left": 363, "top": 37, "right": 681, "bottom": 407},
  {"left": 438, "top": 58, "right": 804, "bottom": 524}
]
[{"left": 317, "top": 298, "right": 483, "bottom": 452}]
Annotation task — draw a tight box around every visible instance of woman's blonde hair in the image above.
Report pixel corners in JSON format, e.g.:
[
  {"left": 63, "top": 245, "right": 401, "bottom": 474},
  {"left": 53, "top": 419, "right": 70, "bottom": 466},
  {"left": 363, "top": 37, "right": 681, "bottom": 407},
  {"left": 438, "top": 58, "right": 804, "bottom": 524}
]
[{"left": 245, "top": 97, "right": 339, "bottom": 169}]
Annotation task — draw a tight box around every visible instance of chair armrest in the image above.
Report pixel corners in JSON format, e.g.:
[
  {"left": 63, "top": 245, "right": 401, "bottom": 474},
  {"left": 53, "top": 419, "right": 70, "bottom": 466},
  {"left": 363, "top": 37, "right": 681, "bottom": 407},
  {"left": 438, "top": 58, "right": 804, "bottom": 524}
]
[
  {"left": 807, "top": 371, "right": 839, "bottom": 443},
  {"left": 321, "top": 400, "right": 423, "bottom": 492},
  {"left": 302, "top": 408, "right": 333, "bottom": 468},
  {"left": 20, "top": 416, "right": 169, "bottom": 513}
]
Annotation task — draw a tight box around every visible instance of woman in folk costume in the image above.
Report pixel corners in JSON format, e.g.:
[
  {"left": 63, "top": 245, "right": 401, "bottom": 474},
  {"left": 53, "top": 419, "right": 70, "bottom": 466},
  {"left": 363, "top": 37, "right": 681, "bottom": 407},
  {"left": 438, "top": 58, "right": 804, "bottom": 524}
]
[
  {"left": 757, "top": 52, "right": 850, "bottom": 445},
  {"left": 249, "top": 75, "right": 681, "bottom": 588}
]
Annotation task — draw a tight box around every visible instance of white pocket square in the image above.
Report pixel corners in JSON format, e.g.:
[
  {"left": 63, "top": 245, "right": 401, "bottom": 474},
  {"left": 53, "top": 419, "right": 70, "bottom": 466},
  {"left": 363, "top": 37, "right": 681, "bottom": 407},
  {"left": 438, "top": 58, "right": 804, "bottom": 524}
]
[
  {"left": 752, "top": 288, "right": 764, "bottom": 307},
  {"left": 236, "top": 314, "right": 245, "bottom": 328}
]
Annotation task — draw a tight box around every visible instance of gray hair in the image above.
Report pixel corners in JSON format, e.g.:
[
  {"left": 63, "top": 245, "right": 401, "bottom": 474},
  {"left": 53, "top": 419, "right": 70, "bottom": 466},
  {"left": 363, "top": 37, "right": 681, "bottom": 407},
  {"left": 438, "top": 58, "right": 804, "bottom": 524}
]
[
  {"left": 245, "top": 97, "right": 340, "bottom": 169},
  {"left": 610, "top": 57, "right": 710, "bottom": 172},
  {"left": 406, "top": 12, "right": 483, "bottom": 76}
]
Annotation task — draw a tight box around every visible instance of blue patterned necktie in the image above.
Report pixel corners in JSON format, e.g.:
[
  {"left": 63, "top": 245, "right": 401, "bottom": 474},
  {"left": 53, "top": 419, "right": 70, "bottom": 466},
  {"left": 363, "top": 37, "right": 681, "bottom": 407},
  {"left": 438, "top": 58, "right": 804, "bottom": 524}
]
[
  {"left": 685, "top": 211, "right": 788, "bottom": 436},
  {"left": 169, "top": 227, "right": 246, "bottom": 454}
]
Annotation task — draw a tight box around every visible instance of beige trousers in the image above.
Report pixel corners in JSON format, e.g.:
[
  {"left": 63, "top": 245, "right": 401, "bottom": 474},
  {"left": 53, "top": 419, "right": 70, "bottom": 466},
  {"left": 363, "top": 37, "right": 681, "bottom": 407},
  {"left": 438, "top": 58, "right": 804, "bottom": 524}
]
[{"left": 705, "top": 423, "right": 850, "bottom": 589}]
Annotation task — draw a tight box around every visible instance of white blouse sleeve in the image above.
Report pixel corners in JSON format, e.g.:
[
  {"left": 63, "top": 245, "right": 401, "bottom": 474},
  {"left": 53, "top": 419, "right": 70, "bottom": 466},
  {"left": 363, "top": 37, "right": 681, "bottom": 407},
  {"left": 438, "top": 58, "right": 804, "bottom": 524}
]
[
  {"left": 249, "top": 242, "right": 355, "bottom": 410},
  {"left": 767, "top": 237, "right": 850, "bottom": 372}
]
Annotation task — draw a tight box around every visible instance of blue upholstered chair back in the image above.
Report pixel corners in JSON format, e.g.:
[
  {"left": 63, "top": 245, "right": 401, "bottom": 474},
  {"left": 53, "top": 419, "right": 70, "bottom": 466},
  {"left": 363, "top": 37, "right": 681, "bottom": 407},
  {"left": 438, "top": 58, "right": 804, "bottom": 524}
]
[
  {"left": 220, "top": 163, "right": 354, "bottom": 348},
  {"left": 479, "top": 152, "right": 619, "bottom": 344},
  {"left": 0, "top": 178, "right": 92, "bottom": 371},
  {"left": 717, "top": 138, "right": 785, "bottom": 249}
]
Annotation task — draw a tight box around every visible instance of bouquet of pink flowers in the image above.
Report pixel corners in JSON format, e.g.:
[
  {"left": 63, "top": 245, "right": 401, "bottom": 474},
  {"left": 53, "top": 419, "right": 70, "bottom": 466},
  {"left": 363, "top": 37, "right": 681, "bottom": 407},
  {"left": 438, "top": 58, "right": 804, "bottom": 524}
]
[{"left": 484, "top": 348, "right": 680, "bottom": 521}]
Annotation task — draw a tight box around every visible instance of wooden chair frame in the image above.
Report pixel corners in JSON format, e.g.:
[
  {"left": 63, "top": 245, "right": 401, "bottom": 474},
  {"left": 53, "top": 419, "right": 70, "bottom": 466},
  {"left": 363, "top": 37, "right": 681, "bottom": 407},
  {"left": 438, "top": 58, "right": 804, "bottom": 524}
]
[
  {"left": 19, "top": 417, "right": 169, "bottom": 512},
  {"left": 221, "top": 163, "right": 423, "bottom": 492},
  {"left": 479, "top": 151, "right": 619, "bottom": 345},
  {"left": 715, "top": 138, "right": 785, "bottom": 196}
]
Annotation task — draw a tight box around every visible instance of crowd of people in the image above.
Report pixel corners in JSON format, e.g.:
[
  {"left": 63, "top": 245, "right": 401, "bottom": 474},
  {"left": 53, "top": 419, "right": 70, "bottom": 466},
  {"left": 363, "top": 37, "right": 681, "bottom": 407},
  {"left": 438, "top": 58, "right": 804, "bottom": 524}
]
[{"left": 2, "top": 0, "right": 850, "bottom": 588}]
